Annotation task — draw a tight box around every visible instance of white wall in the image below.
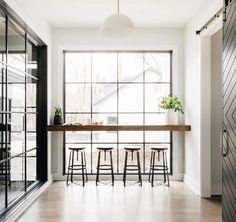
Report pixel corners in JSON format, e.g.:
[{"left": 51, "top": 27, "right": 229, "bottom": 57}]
[
  {"left": 51, "top": 28, "right": 185, "bottom": 180},
  {"left": 184, "top": 0, "right": 223, "bottom": 196},
  {"left": 5, "top": 0, "right": 51, "bottom": 44},
  {"left": 5, "top": 0, "right": 53, "bottom": 181},
  {"left": 211, "top": 29, "right": 222, "bottom": 195}
]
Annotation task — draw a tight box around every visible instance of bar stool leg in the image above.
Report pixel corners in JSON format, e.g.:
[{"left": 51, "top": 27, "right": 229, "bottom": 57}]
[
  {"left": 123, "top": 151, "right": 128, "bottom": 186},
  {"left": 137, "top": 151, "right": 142, "bottom": 186},
  {"left": 148, "top": 151, "right": 153, "bottom": 183},
  {"left": 110, "top": 150, "right": 114, "bottom": 186},
  {"left": 81, "top": 151, "right": 85, "bottom": 186},
  {"left": 96, "top": 151, "right": 101, "bottom": 186},
  {"left": 162, "top": 151, "right": 166, "bottom": 183},
  {"left": 66, "top": 151, "right": 72, "bottom": 186},
  {"left": 151, "top": 152, "right": 156, "bottom": 187},
  {"left": 164, "top": 152, "right": 170, "bottom": 187},
  {"left": 83, "top": 151, "right": 88, "bottom": 182},
  {"left": 71, "top": 151, "right": 75, "bottom": 183}
]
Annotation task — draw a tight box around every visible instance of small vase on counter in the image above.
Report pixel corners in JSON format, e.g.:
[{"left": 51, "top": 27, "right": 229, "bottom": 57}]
[
  {"left": 54, "top": 115, "right": 63, "bottom": 125},
  {"left": 53, "top": 105, "right": 63, "bottom": 125},
  {"left": 165, "top": 110, "right": 178, "bottom": 125},
  {"left": 160, "top": 96, "right": 184, "bottom": 125}
]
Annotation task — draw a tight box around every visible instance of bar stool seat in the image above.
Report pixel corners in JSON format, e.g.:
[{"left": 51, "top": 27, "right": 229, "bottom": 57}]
[
  {"left": 68, "top": 147, "right": 86, "bottom": 151},
  {"left": 149, "top": 146, "right": 169, "bottom": 187},
  {"left": 124, "top": 147, "right": 140, "bottom": 151},
  {"left": 97, "top": 147, "right": 113, "bottom": 151},
  {"left": 96, "top": 147, "right": 114, "bottom": 186},
  {"left": 66, "top": 147, "right": 88, "bottom": 186},
  {"left": 123, "top": 147, "right": 142, "bottom": 186},
  {"left": 151, "top": 147, "right": 168, "bottom": 151}
]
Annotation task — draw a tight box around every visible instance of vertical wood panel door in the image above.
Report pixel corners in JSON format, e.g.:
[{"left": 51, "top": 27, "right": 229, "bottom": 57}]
[{"left": 222, "top": 0, "right": 236, "bottom": 221}]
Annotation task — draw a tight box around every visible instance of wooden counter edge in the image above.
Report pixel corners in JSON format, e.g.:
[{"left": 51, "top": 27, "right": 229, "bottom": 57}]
[{"left": 46, "top": 125, "right": 191, "bottom": 132}]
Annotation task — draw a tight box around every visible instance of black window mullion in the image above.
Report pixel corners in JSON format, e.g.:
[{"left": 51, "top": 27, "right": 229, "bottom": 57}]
[
  {"left": 90, "top": 52, "right": 93, "bottom": 174},
  {"left": 0, "top": 51, "right": 4, "bottom": 198},
  {"left": 63, "top": 52, "right": 66, "bottom": 176},
  {"left": 24, "top": 32, "right": 27, "bottom": 192},
  {"left": 4, "top": 14, "right": 8, "bottom": 209},
  {"left": 116, "top": 53, "right": 119, "bottom": 174},
  {"left": 170, "top": 51, "right": 173, "bottom": 174},
  {"left": 143, "top": 52, "right": 145, "bottom": 174}
]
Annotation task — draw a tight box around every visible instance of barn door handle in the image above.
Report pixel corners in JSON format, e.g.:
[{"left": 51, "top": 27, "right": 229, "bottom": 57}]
[
  {"left": 220, "top": 129, "right": 229, "bottom": 157},
  {"left": 23, "top": 115, "right": 26, "bottom": 131}
]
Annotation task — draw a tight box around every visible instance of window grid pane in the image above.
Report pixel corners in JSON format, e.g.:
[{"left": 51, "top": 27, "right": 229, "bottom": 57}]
[{"left": 64, "top": 51, "right": 172, "bottom": 175}]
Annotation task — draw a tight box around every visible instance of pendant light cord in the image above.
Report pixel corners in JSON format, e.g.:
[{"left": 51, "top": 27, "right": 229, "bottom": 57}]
[{"left": 117, "top": 0, "right": 120, "bottom": 14}]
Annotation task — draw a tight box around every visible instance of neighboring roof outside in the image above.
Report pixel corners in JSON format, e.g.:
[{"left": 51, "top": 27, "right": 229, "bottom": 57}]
[{"left": 93, "top": 67, "right": 161, "bottom": 105}]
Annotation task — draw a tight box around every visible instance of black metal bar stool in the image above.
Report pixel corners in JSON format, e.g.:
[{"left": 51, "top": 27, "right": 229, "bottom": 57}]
[
  {"left": 96, "top": 147, "right": 114, "bottom": 186},
  {"left": 123, "top": 147, "right": 142, "bottom": 186},
  {"left": 148, "top": 147, "right": 170, "bottom": 187},
  {"left": 66, "top": 147, "right": 88, "bottom": 186}
]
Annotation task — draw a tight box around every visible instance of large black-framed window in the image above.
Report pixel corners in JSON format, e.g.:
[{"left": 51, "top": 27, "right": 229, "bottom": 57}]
[
  {"left": 0, "top": 3, "right": 47, "bottom": 218},
  {"left": 63, "top": 51, "right": 172, "bottom": 175}
]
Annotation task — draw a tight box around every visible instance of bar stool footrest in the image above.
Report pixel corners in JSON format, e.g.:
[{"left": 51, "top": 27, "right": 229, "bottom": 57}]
[
  {"left": 97, "top": 164, "right": 114, "bottom": 171},
  {"left": 124, "top": 166, "right": 141, "bottom": 171},
  {"left": 150, "top": 165, "right": 169, "bottom": 170},
  {"left": 68, "top": 167, "right": 86, "bottom": 171}
]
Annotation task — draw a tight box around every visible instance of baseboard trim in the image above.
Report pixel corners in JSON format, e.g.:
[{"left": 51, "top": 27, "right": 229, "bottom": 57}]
[
  {"left": 6, "top": 180, "right": 52, "bottom": 222},
  {"left": 53, "top": 173, "right": 184, "bottom": 181},
  {"left": 183, "top": 174, "right": 200, "bottom": 195},
  {"left": 211, "top": 185, "right": 222, "bottom": 195}
]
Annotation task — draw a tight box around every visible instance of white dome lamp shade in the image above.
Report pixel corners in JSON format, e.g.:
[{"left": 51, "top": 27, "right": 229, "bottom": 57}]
[{"left": 101, "top": 0, "right": 135, "bottom": 38}]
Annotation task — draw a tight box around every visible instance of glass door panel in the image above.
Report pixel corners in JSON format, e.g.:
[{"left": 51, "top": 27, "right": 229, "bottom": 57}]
[
  {"left": 0, "top": 12, "right": 6, "bottom": 63},
  {"left": 4, "top": 18, "right": 26, "bottom": 210},
  {"left": 27, "top": 40, "right": 38, "bottom": 77},
  {"left": 26, "top": 81, "right": 37, "bottom": 109},
  {"left": 7, "top": 155, "right": 25, "bottom": 205},
  {"left": 0, "top": 13, "right": 7, "bottom": 209},
  {"left": 7, "top": 21, "right": 26, "bottom": 73},
  {"left": 26, "top": 114, "right": 36, "bottom": 150},
  {"left": 10, "top": 113, "right": 25, "bottom": 156},
  {"left": 26, "top": 149, "right": 36, "bottom": 189},
  {"left": 8, "top": 83, "right": 25, "bottom": 112},
  {"left": 0, "top": 6, "right": 44, "bottom": 216}
]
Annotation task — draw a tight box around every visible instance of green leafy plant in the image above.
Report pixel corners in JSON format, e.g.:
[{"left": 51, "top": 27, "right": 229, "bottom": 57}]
[
  {"left": 160, "top": 96, "right": 184, "bottom": 114},
  {"left": 54, "top": 105, "right": 63, "bottom": 116}
]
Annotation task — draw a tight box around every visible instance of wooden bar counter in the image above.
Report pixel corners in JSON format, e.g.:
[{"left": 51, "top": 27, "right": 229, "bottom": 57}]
[{"left": 46, "top": 124, "right": 191, "bottom": 132}]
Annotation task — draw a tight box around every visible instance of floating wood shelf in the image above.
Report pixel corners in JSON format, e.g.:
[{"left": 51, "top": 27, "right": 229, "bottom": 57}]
[{"left": 46, "top": 125, "right": 191, "bottom": 132}]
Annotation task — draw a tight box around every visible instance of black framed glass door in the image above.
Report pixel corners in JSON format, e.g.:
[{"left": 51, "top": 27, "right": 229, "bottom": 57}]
[{"left": 0, "top": 4, "right": 47, "bottom": 217}]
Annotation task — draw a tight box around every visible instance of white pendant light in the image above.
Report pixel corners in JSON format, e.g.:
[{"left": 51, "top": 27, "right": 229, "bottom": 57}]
[{"left": 101, "top": 0, "right": 135, "bottom": 38}]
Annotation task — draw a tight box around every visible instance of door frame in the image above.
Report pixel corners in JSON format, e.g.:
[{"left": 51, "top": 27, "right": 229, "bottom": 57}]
[{"left": 199, "top": 16, "right": 223, "bottom": 197}]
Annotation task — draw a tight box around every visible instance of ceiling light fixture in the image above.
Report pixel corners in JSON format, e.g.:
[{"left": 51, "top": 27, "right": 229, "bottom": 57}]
[{"left": 101, "top": 0, "right": 135, "bottom": 38}]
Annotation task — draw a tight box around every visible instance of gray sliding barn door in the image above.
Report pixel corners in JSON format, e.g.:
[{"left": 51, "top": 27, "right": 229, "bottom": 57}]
[{"left": 222, "top": 0, "right": 236, "bottom": 221}]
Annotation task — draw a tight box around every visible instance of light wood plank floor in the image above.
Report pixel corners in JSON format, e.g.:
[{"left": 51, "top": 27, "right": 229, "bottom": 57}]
[{"left": 17, "top": 181, "right": 221, "bottom": 222}]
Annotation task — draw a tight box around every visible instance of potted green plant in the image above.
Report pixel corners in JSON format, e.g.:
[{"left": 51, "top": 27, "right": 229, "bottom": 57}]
[
  {"left": 160, "top": 96, "right": 184, "bottom": 124},
  {"left": 54, "top": 105, "right": 63, "bottom": 125}
]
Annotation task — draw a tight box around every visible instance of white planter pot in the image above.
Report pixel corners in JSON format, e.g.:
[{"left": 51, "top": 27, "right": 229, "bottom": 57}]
[{"left": 165, "top": 110, "right": 178, "bottom": 125}]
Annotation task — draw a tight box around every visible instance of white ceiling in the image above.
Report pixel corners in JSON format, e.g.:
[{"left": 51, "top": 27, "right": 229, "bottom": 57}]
[{"left": 24, "top": 0, "right": 207, "bottom": 28}]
